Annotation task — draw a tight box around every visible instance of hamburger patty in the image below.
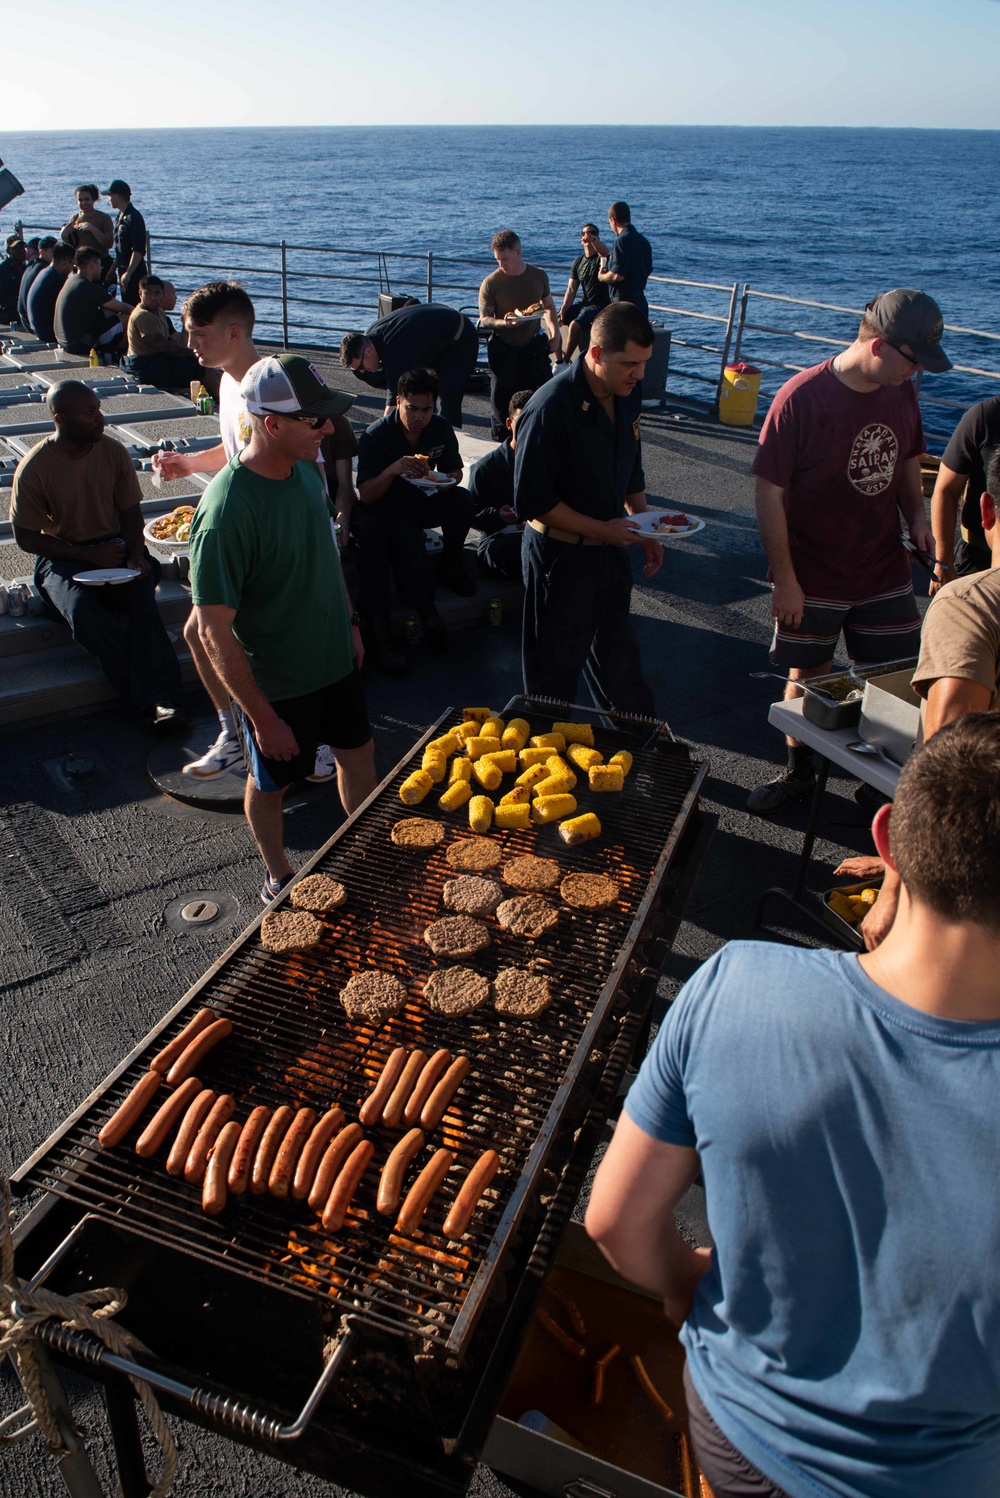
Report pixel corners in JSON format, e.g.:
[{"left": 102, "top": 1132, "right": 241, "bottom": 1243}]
[
  {"left": 423, "top": 916, "right": 491, "bottom": 959},
  {"left": 443, "top": 876, "right": 505, "bottom": 917},
  {"left": 340, "top": 970, "right": 408, "bottom": 1023},
  {"left": 502, "top": 855, "right": 560, "bottom": 891},
  {"left": 496, "top": 895, "right": 560, "bottom": 937},
  {"left": 424, "top": 966, "right": 491, "bottom": 1015},
  {"left": 289, "top": 873, "right": 348, "bottom": 913},
  {"left": 391, "top": 817, "right": 445, "bottom": 849},
  {"left": 260, "top": 909, "right": 323, "bottom": 954},
  {"left": 559, "top": 872, "right": 620, "bottom": 910},
  {"left": 445, "top": 837, "right": 502, "bottom": 871},
  {"left": 494, "top": 967, "right": 553, "bottom": 1017}
]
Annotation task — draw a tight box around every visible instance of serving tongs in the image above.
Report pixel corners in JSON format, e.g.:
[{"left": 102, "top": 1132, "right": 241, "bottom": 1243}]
[
  {"left": 902, "top": 537, "right": 939, "bottom": 575},
  {"left": 750, "top": 671, "right": 847, "bottom": 703}
]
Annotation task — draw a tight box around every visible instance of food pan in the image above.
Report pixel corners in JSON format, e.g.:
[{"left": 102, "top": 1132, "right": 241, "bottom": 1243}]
[
  {"left": 819, "top": 877, "right": 884, "bottom": 948},
  {"left": 800, "top": 658, "right": 919, "bottom": 733}
]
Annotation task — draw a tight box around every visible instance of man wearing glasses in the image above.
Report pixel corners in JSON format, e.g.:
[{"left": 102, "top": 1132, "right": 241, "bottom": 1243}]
[
  {"left": 558, "top": 223, "right": 611, "bottom": 364},
  {"left": 188, "top": 355, "right": 376, "bottom": 902},
  {"left": 748, "top": 289, "right": 951, "bottom": 813}
]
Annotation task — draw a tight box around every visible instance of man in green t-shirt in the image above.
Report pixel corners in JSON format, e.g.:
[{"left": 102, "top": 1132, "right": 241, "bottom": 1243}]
[{"left": 188, "top": 354, "right": 376, "bottom": 903}]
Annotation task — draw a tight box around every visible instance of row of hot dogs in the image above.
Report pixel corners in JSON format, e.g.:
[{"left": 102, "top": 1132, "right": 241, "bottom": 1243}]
[{"left": 96, "top": 1007, "right": 501, "bottom": 1242}]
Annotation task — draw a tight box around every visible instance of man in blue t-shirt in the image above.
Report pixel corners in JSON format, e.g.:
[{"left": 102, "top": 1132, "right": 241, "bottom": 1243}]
[
  {"left": 588, "top": 713, "right": 1000, "bottom": 1498},
  {"left": 598, "top": 201, "right": 653, "bottom": 317}
]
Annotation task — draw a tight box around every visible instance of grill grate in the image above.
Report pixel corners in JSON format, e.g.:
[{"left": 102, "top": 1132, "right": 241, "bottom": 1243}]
[{"left": 16, "top": 705, "right": 703, "bottom": 1356}]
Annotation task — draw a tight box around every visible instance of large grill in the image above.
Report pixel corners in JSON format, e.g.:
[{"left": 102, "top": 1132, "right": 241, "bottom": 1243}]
[{"left": 11, "top": 697, "right": 709, "bottom": 1495}]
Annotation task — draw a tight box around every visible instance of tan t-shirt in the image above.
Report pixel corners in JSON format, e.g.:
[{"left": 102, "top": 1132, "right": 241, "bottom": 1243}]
[
  {"left": 127, "top": 305, "right": 171, "bottom": 356},
  {"left": 479, "top": 265, "right": 551, "bottom": 347},
  {"left": 10, "top": 435, "right": 142, "bottom": 543},
  {"left": 912, "top": 567, "right": 1000, "bottom": 711},
  {"left": 60, "top": 209, "right": 115, "bottom": 254}
]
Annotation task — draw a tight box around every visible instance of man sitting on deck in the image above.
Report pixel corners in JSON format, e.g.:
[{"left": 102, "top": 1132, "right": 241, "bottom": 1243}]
[
  {"left": 17, "top": 235, "right": 58, "bottom": 333},
  {"left": 340, "top": 301, "right": 480, "bottom": 428},
  {"left": 467, "top": 388, "right": 530, "bottom": 583},
  {"left": 9, "top": 382, "right": 185, "bottom": 730},
  {"left": 122, "top": 275, "right": 219, "bottom": 396},
  {"left": 27, "top": 242, "right": 74, "bottom": 345},
  {"left": 54, "top": 248, "right": 132, "bottom": 359},
  {"left": 353, "top": 366, "right": 476, "bottom": 674},
  {"left": 588, "top": 710, "right": 1000, "bottom": 1498}
]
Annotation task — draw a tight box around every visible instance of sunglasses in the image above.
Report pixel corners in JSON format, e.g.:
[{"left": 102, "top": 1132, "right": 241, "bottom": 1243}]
[
  {"left": 262, "top": 408, "right": 329, "bottom": 430},
  {"left": 884, "top": 340, "right": 921, "bottom": 369}
]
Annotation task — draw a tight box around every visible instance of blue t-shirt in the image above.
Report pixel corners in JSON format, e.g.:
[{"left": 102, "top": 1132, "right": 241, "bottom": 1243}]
[{"left": 625, "top": 941, "right": 1000, "bottom": 1498}]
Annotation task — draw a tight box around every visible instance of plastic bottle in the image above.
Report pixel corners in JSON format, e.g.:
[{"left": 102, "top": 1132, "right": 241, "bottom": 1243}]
[
  {"left": 488, "top": 598, "right": 502, "bottom": 627},
  {"left": 404, "top": 614, "right": 421, "bottom": 644},
  {"left": 89, "top": 348, "right": 100, "bottom": 367}
]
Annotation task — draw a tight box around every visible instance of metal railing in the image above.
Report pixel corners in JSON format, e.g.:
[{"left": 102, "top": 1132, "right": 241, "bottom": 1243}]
[{"left": 14, "top": 221, "right": 998, "bottom": 434}]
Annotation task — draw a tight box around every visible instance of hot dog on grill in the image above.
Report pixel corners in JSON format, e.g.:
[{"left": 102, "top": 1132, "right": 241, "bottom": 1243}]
[
  {"left": 135, "top": 1074, "right": 202, "bottom": 1157},
  {"left": 358, "top": 1047, "right": 407, "bottom": 1127},
  {"left": 402, "top": 1050, "right": 452, "bottom": 1128},
  {"left": 228, "top": 1105, "right": 271, "bottom": 1195},
  {"left": 442, "top": 1149, "right": 500, "bottom": 1239},
  {"left": 377, "top": 1128, "right": 425, "bottom": 1216},
  {"left": 165, "top": 1016, "right": 233, "bottom": 1087},
  {"left": 202, "top": 1119, "right": 242, "bottom": 1216},
  {"left": 250, "top": 1105, "right": 294, "bottom": 1195},
  {"left": 98, "top": 1070, "right": 162, "bottom": 1149},
  {"left": 268, "top": 1106, "right": 317, "bottom": 1198},
  {"left": 321, "top": 1138, "right": 375, "bottom": 1233},
  {"left": 150, "top": 1006, "right": 217, "bottom": 1074},
  {"left": 292, "top": 1107, "right": 345, "bottom": 1201},
  {"left": 308, "top": 1122, "right": 363, "bottom": 1211},
  {"left": 382, "top": 1049, "right": 428, "bottom": 1128},
  {"left": 395, "top": 1147, "right": 455, "bottom": 1235},
  {"left": 419, "top": 1056, "right": 471, "bottom": 1131},
  {"left": 166, "top": 1088, "right": 216, "bottom": 1176},
  {"left": 184, "top": 1093, "right": 236, "bottom": 1184}
]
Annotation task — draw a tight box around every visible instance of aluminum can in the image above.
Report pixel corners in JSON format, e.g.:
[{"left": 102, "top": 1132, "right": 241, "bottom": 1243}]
[
  {"left": 199, "top": 394, "right": 213, "bottom": 415},
  {"left": 0, "top": 582, "right": 8, "bottom": 615},
  {"left": 404, "top": 614, "right": 421, "bottom": 644},
  {"left": 488, "top": 597, "right": 502, "bottom": 627},
  {"left": 7, "top": 583, "right": 27, "bottom": 617}
]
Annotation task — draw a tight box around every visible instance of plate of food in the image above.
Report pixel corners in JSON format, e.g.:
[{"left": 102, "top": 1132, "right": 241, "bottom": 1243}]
[
  {"left": 73, "top": 568, "right": 142, "bottom": 586},
  {"left": 408, "top": 458, "right": 457, "bottom": 491},
  {"left": 507, "top": 302, "right": 546, "bottom": 324},
  {"left": 626, "top": 510, "right": 705, "bottom": 540},
  {"left": 144, "top": 504, "right": 197, "bottom": 550}
]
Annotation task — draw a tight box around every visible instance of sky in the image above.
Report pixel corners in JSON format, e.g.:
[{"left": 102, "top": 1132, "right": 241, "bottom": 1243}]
[{"left": 5, "top": 0, "right": 1000, "bottom": 131}]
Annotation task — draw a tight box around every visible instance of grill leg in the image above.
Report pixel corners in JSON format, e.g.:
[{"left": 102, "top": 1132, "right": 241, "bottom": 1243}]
[
  {"left": 12, "top": 1342, "right": 108, "bottom": 1498},
  {"left": 104, "top": 1375, "right": 150, "bottom": 1498}
]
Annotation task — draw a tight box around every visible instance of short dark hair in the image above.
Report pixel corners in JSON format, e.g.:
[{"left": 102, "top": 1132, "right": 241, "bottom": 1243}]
[
  {"left": 491, "top": 229, "right": 521, "bottom": 254},
  {"left": 74, "top": 248, "right": 101, "bottom": 270},
  {"left": 47, "top": 380, "right": 96, "bottom": 416},
  {"left": 139, "top": 274, "right": 164, "bottom": 292},
  {"left": 591, "top": 302, "right": 654, "bottom": 354},
  {"left": 52, "top": 243, "right": 75, "bottom": 266},
  {"left": 76, "top": 183, "right": 100, "bottom": 200},
  {"left": 985, "top": 446, "right": 1000, "bottom": 501},
  {"left": 397, "top": 367, "right": 439, "bottom": 402},
  {"left": 609, "top": 201, "right": 631, "bottom": 225},
  {"left": 340, "top": 332, "right": 367, "bottom": 367},
  {"left": 509, "top": 389, "right": 532, "bottom": 417},
  {"left": 890, "top": 714, "right": 1000, "bottom": 933},
  {"left": 182, "top": 281, "right": 255, "bottom": 332},
  {"left": 582, "top": 223, "right": 599, "bottom": 236},
  {"left": 38, "top": 236, "right": 58, "bottom": 251}
]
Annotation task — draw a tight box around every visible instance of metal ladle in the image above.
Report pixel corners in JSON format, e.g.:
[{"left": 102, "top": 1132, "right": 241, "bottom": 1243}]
[{"left": 750, "top": 671, "right": 838, "bottom": 702}]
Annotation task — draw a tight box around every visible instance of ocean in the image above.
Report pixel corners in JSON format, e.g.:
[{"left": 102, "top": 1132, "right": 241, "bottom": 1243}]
[{"left": 3, "top": 125, "right": 997, "bottom": 418}]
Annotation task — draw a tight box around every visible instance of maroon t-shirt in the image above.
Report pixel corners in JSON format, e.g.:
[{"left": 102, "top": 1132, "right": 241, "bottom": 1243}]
[{"left": 751, "top": 359, "right": 924, "bottom": 602}]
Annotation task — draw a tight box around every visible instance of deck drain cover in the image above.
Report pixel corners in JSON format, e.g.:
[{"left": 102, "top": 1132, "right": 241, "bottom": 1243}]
[{"left": 164, "top": 890, "right": 240, "bottom": 936}]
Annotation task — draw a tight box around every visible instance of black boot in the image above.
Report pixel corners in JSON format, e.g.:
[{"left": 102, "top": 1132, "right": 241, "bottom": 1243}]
[
  {"left": 361, "top": 616, "right": 408, "bottom": 675},
  {"left": 438, "top": 551, "right": 476, "bottom": 597},
  {"left": 417, "top": 602, "right": 447, "bottom": 652}
]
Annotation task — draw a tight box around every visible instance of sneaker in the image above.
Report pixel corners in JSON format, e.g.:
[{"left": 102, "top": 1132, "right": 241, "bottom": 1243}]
[
  {"left": 746, "top": 770, "right": 816, "bottom": 814},
  {"left": 307, "top": 745, "right": 336, "bottom": 783},
  {"left": 143, "top": 703, "right": 189, "bottom": 735},
  {"left": 182, "top": 729, "right": 245, "bottom": 779},
  {"left": 261, "top": 872, "right": 295, "bottom": 905}
]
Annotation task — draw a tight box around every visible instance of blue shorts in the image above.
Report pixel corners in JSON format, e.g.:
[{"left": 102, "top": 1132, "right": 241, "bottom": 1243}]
[{"left": 232, "top": 670, "right": 371, "bottom": 792}]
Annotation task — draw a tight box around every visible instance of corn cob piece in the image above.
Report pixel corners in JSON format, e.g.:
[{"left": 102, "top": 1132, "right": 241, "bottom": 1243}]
[
  {"left": 501, "top": 718, "right": 530, "bottom": 751},
  {"left": 400, "top": 770, "right": 434, "bottom": 805},
  {"left": 531, "top": 793, "right": 577, "bottom": 824},
  {"left": 481, "top": 749, "right": 517, "bottom": 774},
  {"left": 472, "top": 759, "right": 503, "bottom": 792},
  {"left": 589, "top": 764, "right": 625, "bottom": 792},
  {"left": 566, "top": 744, "right": 604, "bottom": 771},
  {"left": 448, "top": 758, "right": 473, "bottom": 785},
  {"left": 546, "top": 755, "right": 577, "bottom": 787},
  {"left": 552, "top": 721, "right": 595, "bottom": 747},
  {"left": 439, "top": 780, "right": 473, "bottom": 812},
  {"left": 498, "top": 785, "right": 531, "bottom": 806},
  {"left": 558, "top": 812, "right": 601, "bottom": 846},
  {"left": 466, "top": 735, "right": 502, "bottom": 761},
  {"left": 516, "top": 761, "right": 550, "bottom": 788},
  {"left": 481, "top": 717, "right": 506, "bottom": 741},
  {"left": 462, "top": 707, "right": 493, "bottom": 724},
  {"left": 608, "top": 750, "right": 633, "bottom": 776},
  {"left": 518, "top": 747, "right": 553, "bottom": 768},
  {"left": 530, "top": 733, "right": 567, "bottom": 754},
  {"left": 421, "top": 752, "right": 448, "bottom": 783},
  {"left": 468, "top": 795, "right": 494, "bottom": 832},
  {"left": 532, "top": 772, "right": 575, "bottom": 799},
  {"left": 494, "top": 802, "right": 531, "bottom": 830}
]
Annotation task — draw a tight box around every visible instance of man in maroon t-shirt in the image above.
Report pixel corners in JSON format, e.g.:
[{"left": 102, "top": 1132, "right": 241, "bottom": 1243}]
[{"left": 748, "top": 289, "right": 951, "bottom": 813}]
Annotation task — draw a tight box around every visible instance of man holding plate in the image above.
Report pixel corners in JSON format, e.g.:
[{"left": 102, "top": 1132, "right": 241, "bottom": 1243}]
[{"left": 10, "top": 382, "right": 185, "bottom": 729}]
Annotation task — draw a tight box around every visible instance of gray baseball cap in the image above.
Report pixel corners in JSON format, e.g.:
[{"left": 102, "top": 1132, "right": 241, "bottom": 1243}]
[
  {"left": 241, "top": 354, "right": 354, "bottom": 419},
  {"left": 865, "top": 289, "right": 951, "bottom": 373}
]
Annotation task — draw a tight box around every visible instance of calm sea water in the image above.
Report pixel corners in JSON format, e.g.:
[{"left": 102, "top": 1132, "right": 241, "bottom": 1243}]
[{"left": 3, "top": 126, "right": 997, "bottom": 415}]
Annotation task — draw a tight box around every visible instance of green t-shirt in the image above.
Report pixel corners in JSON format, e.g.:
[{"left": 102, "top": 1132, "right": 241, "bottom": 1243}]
[{"left": 189, "top": 455, "right": 353, "bottom": 701}]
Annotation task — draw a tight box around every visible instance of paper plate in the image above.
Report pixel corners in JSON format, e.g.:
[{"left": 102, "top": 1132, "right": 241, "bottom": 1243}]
[
  {"left": 626, "top": 512, "right": 705, "bottom": 540},
  {"left": 72, "top": 568, "right": 141, "bottom": 586}
]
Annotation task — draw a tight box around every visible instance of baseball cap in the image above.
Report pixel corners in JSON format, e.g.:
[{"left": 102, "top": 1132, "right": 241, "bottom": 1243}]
[
  {"left": 104, "top": 179, "right": 131, "bottom": 196},
  {"left": 5, "top": 233, "right": 24, "bottom": 251},
  {"left": 865, "top": 289, "right": 952, "bottom": 373},
  {"left": 241, "top": 354, "right": 354, "bottom": 419}
]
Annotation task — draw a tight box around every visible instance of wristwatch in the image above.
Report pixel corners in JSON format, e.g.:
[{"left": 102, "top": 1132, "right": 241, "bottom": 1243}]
[{"left": 350, "top": 610, "right": 361, "bottom": 627}]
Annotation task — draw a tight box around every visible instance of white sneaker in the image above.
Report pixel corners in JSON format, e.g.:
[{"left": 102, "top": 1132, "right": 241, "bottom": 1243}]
[
  {"left": 307, "top": 744, "right": 336, "bottom": 783},
  {"left": 182, "top": 730, "right": 245, "bottom": 779}
]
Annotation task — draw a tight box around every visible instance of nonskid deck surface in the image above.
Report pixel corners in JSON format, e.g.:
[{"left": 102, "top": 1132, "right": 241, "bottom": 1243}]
[{"left": 0, "top": 355, "right": 924, "bottom": 1498}]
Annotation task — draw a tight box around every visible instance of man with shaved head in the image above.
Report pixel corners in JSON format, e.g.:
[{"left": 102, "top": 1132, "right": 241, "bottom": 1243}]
[{"left": 10, "top": 382, "right": 185, "bottom": 729}]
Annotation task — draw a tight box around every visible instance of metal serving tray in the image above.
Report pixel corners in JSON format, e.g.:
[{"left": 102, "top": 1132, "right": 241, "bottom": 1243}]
[{"left": 801, "top": 658, "right": 918, "bottom": 733}]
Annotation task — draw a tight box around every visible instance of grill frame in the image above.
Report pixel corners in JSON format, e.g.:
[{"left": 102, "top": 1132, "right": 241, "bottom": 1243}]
[{"left": 13, "top": 701, "right": 706, "bottom": 1368}]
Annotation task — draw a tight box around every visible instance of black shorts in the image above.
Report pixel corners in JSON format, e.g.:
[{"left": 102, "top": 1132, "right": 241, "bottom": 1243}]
[{"left": 232, "top": 669, "right": 371, "bottom": 792}]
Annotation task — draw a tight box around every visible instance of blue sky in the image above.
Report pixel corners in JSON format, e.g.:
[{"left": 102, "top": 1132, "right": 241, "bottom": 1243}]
[{"left": 6, "top": 0, "right": 1000, "bottom": 129}]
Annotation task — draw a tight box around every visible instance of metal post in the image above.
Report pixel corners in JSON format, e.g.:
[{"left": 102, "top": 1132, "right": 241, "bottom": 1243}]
[
  {"left": 715, "top": 281, "right": 740, "bottom": 409},
  {"left": 145, "top": 230, "right": 152, "bottom": 276},
  {"left": 731, "top": 283, "right": 750, "bottom": 366},
  {"left": 280, "top": 239, "right": 289, "bottom": 349},
  {"left": 426, "top": 251, "right": 433, "bottom": 304}
]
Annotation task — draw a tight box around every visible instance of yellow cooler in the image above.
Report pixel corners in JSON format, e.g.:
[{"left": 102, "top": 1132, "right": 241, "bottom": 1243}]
[{"left": 719, "top": 361, "right": 762, "bottom": 426}]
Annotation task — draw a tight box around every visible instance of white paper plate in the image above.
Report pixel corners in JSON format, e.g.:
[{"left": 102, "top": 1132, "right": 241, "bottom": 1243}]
[
  {"left": 626, "top": 511, "right": 705, "bottom": 540},
  {"left": 73, "top": 568, "right": 142, "bottom": 586},
  {"left": 143, "top": 517, "right": 191, "bottom": 551},
  {"left": 507, "top": 311, "right": 544, "bottom": 324},
  {"left": 412, "top": 472, "right": 457, "bottom": 491}
]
